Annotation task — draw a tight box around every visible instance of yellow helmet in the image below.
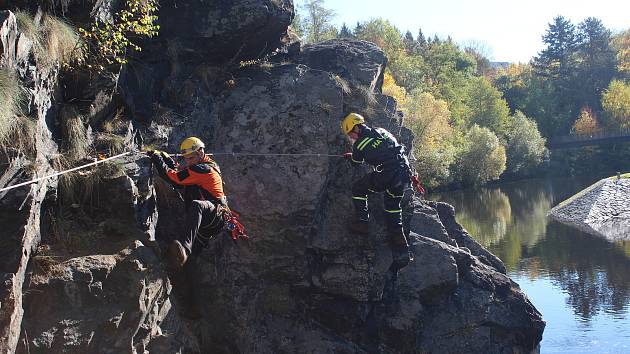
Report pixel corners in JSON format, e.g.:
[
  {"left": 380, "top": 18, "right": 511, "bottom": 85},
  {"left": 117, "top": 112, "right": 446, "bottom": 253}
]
[
  {"left": 341, "top": 113, "right": 365, "bottom": 134},
  {"left": 180, "top": 137, "right": 205, "bottom": 156}
]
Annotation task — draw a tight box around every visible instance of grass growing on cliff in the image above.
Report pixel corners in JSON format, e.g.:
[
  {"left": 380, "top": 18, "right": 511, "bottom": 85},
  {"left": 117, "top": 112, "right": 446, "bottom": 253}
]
[
  {"left": 42, "top": 15, "right": 85, "bottom": 67},
  {"left": 60, "top": 106, "right": 89, "bottom": 161},
  {"left": 0, "top": 69, "right": 26, "bottom": 146},
  {"left": 15, "top": 11, "right": 84, "bottom": 68},
  {"left": 334, "top": 75, "right": 352, "bottom": 95},
  {"left": 94, "top": 133, "right": 126, "bottom": 155}
]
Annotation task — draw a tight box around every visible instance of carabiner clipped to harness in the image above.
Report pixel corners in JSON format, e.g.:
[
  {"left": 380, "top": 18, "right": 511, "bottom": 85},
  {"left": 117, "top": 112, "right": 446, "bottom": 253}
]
[
  {"left": 222, "top": 209, "right": 248, "bottom": 241},
  {"left": 411, "top": 174, "right": 426, "bottom": 196}
]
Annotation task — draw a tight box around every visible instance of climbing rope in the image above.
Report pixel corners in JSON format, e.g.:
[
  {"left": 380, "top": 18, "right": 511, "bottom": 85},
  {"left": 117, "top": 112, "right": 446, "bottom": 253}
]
[
  {"left": 0, "top": 151, "right": 345, "bottom": 194},
  {"left": 179, "top": 152, "right": 344, "bottom": 158},
  {"left": 0, "top": 151, "right": 133, "bottom": 194}
]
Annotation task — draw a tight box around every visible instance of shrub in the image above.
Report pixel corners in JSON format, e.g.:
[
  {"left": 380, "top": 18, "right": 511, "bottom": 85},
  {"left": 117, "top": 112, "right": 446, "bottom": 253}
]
[
  {"left": 79, "top": 0, "right": 159, "bottom": 66},
  {"left": 505, "top": 112, "right": 547, "bottom": 174},
  {"left": 454, "top": 125, "right": 506, "bottom": 186}
]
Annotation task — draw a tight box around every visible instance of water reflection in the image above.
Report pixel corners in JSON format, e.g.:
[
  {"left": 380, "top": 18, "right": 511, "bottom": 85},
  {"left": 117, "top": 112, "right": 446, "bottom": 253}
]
[{"left": 434, "top": 177, "right": 630, "bottom": 322}]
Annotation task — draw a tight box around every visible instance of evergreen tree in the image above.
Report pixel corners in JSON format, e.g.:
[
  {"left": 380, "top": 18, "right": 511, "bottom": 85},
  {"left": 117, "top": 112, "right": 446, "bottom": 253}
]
[
  {"left": 403, "top": 30, "right": 416, "bottom": 54},
  {"left": 532, "top": 16, "right": 580, "bottom": 134},
  {"left": 353, "top": 22, "right": 363, "bottom": 36},
  {"left": 575, "top": 17, "right": 616, "bottom": 110},
  {"left": 416, "top": 29, "right": 427, "bottom": 52},
  {"left": 533, "top": 16, "right": 578, "bottom": 80},
  {"left": 338, "top": 23, "right": 353, "bottom": 38}
]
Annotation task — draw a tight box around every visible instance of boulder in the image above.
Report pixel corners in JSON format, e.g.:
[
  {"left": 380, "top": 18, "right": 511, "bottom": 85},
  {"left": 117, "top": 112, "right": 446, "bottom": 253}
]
[
  {"left": 158, "top": 0, "right": 294, "bottom": 63},
  {"left": 298, "top": 39, "right": 388, "bottom": 93}
]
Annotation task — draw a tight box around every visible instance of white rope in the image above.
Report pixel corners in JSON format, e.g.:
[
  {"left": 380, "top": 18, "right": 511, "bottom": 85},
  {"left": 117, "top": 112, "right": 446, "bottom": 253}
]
[
  {"left": 0, "top": 150, "right": 344, "bottom": 194},
  {"left": 208, "top": 152, "right": 344, "bottom": 158},
  {"left": 0, "top": 151, "right": 132, "bottom": 193}
]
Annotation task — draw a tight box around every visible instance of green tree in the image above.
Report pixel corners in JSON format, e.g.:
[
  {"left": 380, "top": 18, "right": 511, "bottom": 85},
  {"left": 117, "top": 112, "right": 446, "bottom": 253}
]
[
  {"left": 416, "top": 29, "right": 427, "bottom": 54},
  {"left": 338, "top": 23, "right": 353, "bottom": 38},
  {"left": 531, "top": 16, "right": 581, "bottom": 135},
  {"left": 300, "top": 0, "right": 337, "bottom": 43},
  {"left": 505, "top": 111, "right": 547, "bottom": 174},
  {"left": 575, "top": 17, "right": 616, "bottom": 110},
  {"left": 454, "top": 125, "right": 506, "bottom": 186},
  {"left": 462, "top": 76, "right": 511, "bottom": 135},
  {"left": 533, "top": 16, "right": 578, "bottom": 81},
  {"left": 291, "top": 13, "right": 305, "bottom": 38},
  {"left": 602, "top": 79, "right": 630, "bottom": 129},
  {"left": 403, "top": 30, "right": 416, "bottom": 54}
]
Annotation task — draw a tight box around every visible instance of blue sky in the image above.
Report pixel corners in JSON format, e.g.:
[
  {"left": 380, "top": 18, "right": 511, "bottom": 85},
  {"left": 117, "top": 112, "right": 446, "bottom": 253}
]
[{"left": 296, "top": 0, "right": 629, "bottom": 63}]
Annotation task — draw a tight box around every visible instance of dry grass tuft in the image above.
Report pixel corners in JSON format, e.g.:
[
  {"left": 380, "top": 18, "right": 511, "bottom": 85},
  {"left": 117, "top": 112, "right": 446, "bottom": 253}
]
[
  {"left": 334, "top": 75, "right": 352, "bottom": 95},
  {"left": 15, "top": 11, "right": 84, "bottom": 68},
  {"left": 0, "top": 69, "right": 25, "bottom": 145},
  {"left": 94, "top": 132, "right": 126, "bottom": 156},
  {"left": 60, "top": 106, "right": 89, "bottom": 161},
  {"left": 42, "top": 14, "right": 85, "bottom": 66}
]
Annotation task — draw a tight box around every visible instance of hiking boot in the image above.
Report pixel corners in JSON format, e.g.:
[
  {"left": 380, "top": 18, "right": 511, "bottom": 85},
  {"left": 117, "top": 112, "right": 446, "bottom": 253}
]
[
  {"left": 388, "top": 230, "right": 411, "bottom": 269},
  {"left": 168, "top": 240, "right": 188, "bottom": 271},
  {"left": 348, "top": 220, "right": 369, "bottom": 234}
]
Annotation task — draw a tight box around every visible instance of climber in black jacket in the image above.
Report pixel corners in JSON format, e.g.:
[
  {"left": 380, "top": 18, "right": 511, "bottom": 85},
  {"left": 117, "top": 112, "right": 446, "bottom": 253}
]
[{"left": 341, "top": 112, "right": 412, "bottom": 268}]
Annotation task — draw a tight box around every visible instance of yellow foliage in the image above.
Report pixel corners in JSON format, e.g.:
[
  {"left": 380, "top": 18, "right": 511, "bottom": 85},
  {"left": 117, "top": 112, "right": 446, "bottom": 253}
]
[
  {"left": 572, "top": 107, "right": 601, "bottom": 135},
  {"left": 617, "top": 30, "right": 630, "bottom": 75},
  {"left": 382, "top": 72, "right": 407, "bottom": 108},
  {"left": 80, "top": 0, "right": 159, "bottom": 66},
  {"left": 405, "top": 90, "right": 452, "bottom": 146}
]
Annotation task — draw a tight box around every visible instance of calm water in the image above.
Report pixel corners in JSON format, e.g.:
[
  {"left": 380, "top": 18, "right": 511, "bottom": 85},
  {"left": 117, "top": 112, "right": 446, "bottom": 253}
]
[{"left": 435, "top": 177, "right": 630, "bottom": 354}]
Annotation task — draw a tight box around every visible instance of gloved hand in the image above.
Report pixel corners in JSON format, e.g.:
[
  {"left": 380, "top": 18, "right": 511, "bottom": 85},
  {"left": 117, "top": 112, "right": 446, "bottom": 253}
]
[{"left": 343, "top": 152, "right": 353, "bottom": 159}]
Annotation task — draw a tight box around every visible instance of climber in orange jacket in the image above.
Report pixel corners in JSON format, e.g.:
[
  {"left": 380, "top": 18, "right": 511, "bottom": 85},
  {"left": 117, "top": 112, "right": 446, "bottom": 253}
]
[{"left": 148, "top": 137, "right": 227, "bottom": 271}]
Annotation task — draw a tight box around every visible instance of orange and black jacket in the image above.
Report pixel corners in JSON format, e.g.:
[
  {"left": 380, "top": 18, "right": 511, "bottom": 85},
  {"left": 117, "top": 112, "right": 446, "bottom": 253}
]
[{"left": 151, "top": 153, "right": 226, "bottom": 210}]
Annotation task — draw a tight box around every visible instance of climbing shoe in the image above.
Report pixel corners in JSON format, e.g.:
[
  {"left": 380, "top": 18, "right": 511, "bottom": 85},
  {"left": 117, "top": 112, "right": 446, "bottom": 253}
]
[
  {"left": 348, "top": 220, "right": 369, "bottom": 234},
  {"left": 168, "top": 240, "right": 188, "bottom": 271}
]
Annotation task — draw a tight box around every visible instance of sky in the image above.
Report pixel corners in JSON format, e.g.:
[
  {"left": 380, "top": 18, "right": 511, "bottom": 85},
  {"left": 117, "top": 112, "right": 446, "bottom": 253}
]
[{"left": 295, "top": 0, "right": 629, "bottom": 63}]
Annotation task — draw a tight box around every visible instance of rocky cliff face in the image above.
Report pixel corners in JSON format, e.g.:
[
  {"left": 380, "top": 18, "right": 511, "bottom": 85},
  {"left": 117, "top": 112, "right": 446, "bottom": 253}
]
[{"left": 1, "top": 1, "right": 544, "bottom": 353}]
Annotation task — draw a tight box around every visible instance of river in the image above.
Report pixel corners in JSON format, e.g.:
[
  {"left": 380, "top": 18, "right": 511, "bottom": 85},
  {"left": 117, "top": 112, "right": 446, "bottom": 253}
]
[{"left": 434, "top": 177, "right": 630, "bottom": 354}]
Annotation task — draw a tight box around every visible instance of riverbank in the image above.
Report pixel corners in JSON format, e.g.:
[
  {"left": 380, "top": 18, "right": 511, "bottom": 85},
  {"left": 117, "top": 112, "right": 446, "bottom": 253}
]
[{"left": 548, "top": 176, "right": 630, "bottom": 241}]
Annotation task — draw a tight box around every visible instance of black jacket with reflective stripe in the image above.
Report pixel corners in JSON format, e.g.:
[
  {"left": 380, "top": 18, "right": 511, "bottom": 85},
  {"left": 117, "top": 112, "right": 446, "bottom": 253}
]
[{"left": 350, "top": 126, "right": 409, "bottom": 170}]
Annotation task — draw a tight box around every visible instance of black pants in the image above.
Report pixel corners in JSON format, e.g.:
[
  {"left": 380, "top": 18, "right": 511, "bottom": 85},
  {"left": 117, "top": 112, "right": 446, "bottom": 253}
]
[
  {"left": 351, "top": 167, "right": 410, "bottom": 235},
  {"left": 180, "top": 200, "right": 223, "bottom": 254}
]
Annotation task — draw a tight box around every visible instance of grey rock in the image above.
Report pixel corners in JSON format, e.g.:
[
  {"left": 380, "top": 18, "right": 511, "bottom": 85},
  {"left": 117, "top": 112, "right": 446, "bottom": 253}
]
[
  {"left": 299, "top": 39, "right": 388, "bottom": 93},
  {"left": 158, "top": 0, "right": 294, "bottom": 64}
]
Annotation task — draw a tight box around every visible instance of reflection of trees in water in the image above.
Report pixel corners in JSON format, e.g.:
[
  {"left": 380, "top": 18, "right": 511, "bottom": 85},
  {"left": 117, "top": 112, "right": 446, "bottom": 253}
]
[
  {"left": 526, "top": 222, "right": 630, "bottom": 319},
  {"left": 486, "top": 180, "right": 554, "bottom": 270},
  {"left": 436, "top": 180, "right": 553, "bottom": 251},
  {"left": 436, "top": 177, "right": 630, "bottom": 320},
  {"left": 436, "top": 188, "right": 512, "bottom": 247}
]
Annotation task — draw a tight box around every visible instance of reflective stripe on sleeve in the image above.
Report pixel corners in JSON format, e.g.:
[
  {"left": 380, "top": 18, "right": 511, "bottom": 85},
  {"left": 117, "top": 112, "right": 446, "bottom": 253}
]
[{"left": 357, "top": 137, "right": 374, "bottom": 151}]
